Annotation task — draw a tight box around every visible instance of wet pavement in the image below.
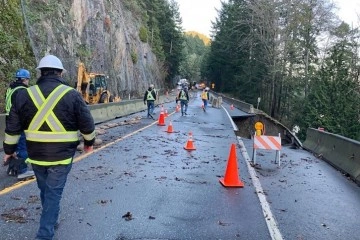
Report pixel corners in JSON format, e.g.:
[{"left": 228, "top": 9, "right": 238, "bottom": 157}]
[{"left": 0, "top": 91, "right": 360, "bottom": 240}]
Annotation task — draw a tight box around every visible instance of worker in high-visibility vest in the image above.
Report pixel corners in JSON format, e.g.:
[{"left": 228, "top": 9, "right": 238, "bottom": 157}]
[
  {"left": 4, "top": 69, "right": 34, "bottom": 178},
  {"left": 143, "top": 83, "right": 156, "bottom": 119},
  {"left": 3, "top": 55, "right": 95, "bottom": 240},
  {"left": 177, "top": 84, "right": 190, "bottom": 116},
  {"left": 201, "top": 87, "right": 210, "bottom": 112}
]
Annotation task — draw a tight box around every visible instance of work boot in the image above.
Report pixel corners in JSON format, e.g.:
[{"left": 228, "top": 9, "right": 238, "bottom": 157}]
[{"left": 17, "top": 170, "right": 35, "bottom": 180}]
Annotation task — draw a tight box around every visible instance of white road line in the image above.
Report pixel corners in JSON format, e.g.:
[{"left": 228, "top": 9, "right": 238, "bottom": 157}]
[
  {"left": 221, "top": 105, "right": 239, "bottom": 131},
  {"left": 223, "top": 108, "right": 283, "bottom": 240},
  {"left": 237, "top": 136, "right": 284, "bottom": 240}
]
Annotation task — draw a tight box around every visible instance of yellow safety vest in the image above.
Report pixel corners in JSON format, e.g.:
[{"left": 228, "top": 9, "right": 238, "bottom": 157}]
[
  {"left": 201, "top": 91, "right": 208, "bottom": 100},
  {"left": 179, "top": 90, "right": 187, "bottom": 100},
  {"left": 5, "top": 86, "right": 26, "bottom": 115},
  {"left": 25, "top": 85, "right": 79, "bottom": 165},
  {"left": 146, "top": 90, "right": 155, "bottom": 101}
]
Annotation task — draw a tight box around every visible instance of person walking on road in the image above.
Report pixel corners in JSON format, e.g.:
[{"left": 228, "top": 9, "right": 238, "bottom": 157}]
[
  {"left": 178, "top": 85, "right": 189, "bottom": 116},
  {"left": 3, "top": 55, "right": 96, "bottom": 240},
  {"left": 201, "top": 87, "right": 210, "bottom": 112},
  {"left": 143, "top": 83, "right": 156, "bottom": 119},
  {"left": 4, "top": 68, "right": 35, "bottom": 179}
]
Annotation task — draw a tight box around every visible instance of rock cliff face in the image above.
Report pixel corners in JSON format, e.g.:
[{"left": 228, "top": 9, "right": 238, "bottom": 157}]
[{"left": 23, "top": 0, "right": 163, "bottom": 98}]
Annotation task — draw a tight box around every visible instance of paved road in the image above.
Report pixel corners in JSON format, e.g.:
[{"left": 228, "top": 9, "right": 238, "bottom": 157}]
[{"left": 0, "top": 91, "right": 359, "bottom": 240}]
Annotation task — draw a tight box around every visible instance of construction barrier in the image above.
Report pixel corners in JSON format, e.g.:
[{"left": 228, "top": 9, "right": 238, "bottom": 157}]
[
  {"left": 211, "top": 97, "right": 222, "bottom": 108},
  {"left": 303, "top": 128, "right": 360, "bottom": 185},
  {"left": 219, "top": 143, "right": 244, "bottom": 188},
  {"left": 184, "top": 132, "right": 196, "bottom": 151},
  {"left": 253, "top": 134, "right": 282, "bottom": 166}
]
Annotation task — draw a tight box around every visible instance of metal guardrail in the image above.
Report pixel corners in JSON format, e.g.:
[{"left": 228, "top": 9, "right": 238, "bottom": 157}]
[
  {"left": 303, "top": 128, "right": 360, "bottom": 185},
  {"left": 0, "top": 94, "right": 172, "bottom": 150}
]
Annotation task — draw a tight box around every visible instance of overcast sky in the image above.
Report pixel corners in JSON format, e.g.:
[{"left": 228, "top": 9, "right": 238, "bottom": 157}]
[{"left": 176, "top": 0, "right": 360, "bottom": 36}]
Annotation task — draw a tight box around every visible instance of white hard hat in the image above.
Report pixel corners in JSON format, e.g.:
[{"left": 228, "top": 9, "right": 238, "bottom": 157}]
[
  {"left": 150, "top": 84, "right": 154, "bottom": 88},
  {"left": 36, "top": 55, "right": 64, "bottom": 70}
]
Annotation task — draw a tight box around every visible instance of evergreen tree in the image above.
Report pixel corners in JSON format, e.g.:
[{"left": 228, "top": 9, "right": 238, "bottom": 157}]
[
  {"left": 179, "top": 34, "right": 208, "bottom": 82},
  {"left": 299, "top": 23, "right": 360, "bottom": 140},
  {"left": 156, "top": 0, "right": 185, "bottom": 83}
]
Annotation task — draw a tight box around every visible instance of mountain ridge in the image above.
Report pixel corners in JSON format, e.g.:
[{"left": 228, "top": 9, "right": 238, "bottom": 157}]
[{"left": 185, "top": 31, "right": 211, "bottom": 45}]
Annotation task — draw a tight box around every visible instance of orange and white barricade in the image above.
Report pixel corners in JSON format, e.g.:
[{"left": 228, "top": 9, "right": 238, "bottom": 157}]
[{"left": 252, "top": 133, "right": 281, "bottom": 166}]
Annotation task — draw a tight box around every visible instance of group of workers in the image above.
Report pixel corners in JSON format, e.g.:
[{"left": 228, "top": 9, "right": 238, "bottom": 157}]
[
  {"left": 3, "top": 54, "right": 95, "bottom": 240},
  {"left": 143, "top": 82, "right": 210, "bottom": 118},
  {"left": 3, "top": 56, "right": 210, "bottom": 239},
  {"left": 176, "top": 84, "right": 210, "bottom": 115}
]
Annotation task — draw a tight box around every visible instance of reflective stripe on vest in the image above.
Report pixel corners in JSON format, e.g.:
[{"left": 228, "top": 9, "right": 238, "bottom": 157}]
[
  {"left": 25, "top": 85, "right": 78, "bottom": 142},
  {"left": 26, "top": 157, "right": 73, "bottom": 166},
  {"left": 4, "top": 133, "right": 21, "bottom": 145},
  {"left": 146, "top": 90, "right": 155, "bottom": 100},
  {"left": 5, "top": 86, "right": 26, "bottom": 115},
  {"left": 83, "top": 131, "right": 96, "bottom": 141},
  {"left": 179, "top": 90, "right": 187, "bottom": 100}
]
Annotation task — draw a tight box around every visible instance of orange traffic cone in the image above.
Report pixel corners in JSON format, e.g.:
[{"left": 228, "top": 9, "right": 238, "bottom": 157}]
[
  {"left": 157, "top": 111, "right": 166, "bottom": 126},
  {"left": 219, "top": 144, "right": 244, "bottom": 188},
  {"left": 184, "top": 132, "right": 196, "bottom": 150},
  {"left": 166, "top": 121, "right": 174, "bottom": 133},
  {"left": 230, "top": 104, "right": 234, "bottom": 110},
  {"left": 176, "top": 104, "right": 180, "bottom": 113},
  {"left": 164, "top": 109, "right": 168, "bottom": 118}
]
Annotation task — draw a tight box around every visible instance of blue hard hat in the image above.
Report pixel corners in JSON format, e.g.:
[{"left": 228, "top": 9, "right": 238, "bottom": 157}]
[{"left": 15, "top": 69, "right": 30, "bottom": 79}]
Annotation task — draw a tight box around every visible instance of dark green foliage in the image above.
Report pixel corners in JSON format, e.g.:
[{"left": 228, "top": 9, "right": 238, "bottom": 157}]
[
  {"left": 179, "top": 34, "right": 209, "bottom": 82},
  {"left": 139, "top": 25, "right": 148, "bottom": 42},
  {"left": 0, "top": 0, "right": 36, "bottom": 112},
  {"left": 155, "top": 0, "right": 184, "bottom": 82},
  {"left": 204, "top": 0, "right": 360, "bottom": 141},
  {"left": 205, "top": 0, "right": 263, "bottom": 104},
  {"left": 138, "top": 0, "right": 185, "bottom": 82},
  {"left": 299, "top": 36, "right": 360, "bottom": 141},
  {"left": 131, "top": 50, "right": 138, "bottom": 63}
]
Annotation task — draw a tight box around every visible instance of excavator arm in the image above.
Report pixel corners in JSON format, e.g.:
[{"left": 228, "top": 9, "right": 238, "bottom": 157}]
[
  {"left": 76, "top": 62, "right": 91, "bottom": 103},
  {"left": 76, "top": 62, "right": 120, "bottom": 104}
]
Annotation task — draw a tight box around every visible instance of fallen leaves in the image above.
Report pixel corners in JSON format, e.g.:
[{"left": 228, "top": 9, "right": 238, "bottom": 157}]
[
  {"left": 1, "top": 207, "right": 29, "bottom": 223},
  {"left": 122, "top": 211, "right": 133, "bottom": 221},
  {"left": 218, "top": 220, "right": 232, "bottom": 226}
]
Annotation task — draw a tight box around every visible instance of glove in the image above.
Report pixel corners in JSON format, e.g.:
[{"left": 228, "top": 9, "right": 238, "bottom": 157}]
[
  {"left": 3, "top": 153, "right": 16, "bottom": 166},
  {"left": 84, "top": 145, "right": 93, "bottom": 153},
  {"left": 5, "top": 156, "right": 22, "bottom": 176}
]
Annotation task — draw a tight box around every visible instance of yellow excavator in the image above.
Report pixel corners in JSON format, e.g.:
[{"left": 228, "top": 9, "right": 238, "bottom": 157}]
[{"left": 76, "top": 62, "right": 120, "bottom": 104}]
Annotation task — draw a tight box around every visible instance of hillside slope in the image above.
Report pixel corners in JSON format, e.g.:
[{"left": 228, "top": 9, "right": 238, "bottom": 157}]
[{"left": 1, "top": 0, "right": 163, "bottom": 103}]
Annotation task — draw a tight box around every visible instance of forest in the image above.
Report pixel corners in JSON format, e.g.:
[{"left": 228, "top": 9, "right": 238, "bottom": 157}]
[
  {"left": 0, "top": 0, "right": 359, "bottom": 141},
  {"left": 201, "top": 0, "right": 360, "bottom": 141}
]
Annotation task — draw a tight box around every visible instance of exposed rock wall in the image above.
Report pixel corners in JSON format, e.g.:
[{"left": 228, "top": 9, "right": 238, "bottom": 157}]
[{"left": 23, "top": 0, "right": 163, "bottom": 98}]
